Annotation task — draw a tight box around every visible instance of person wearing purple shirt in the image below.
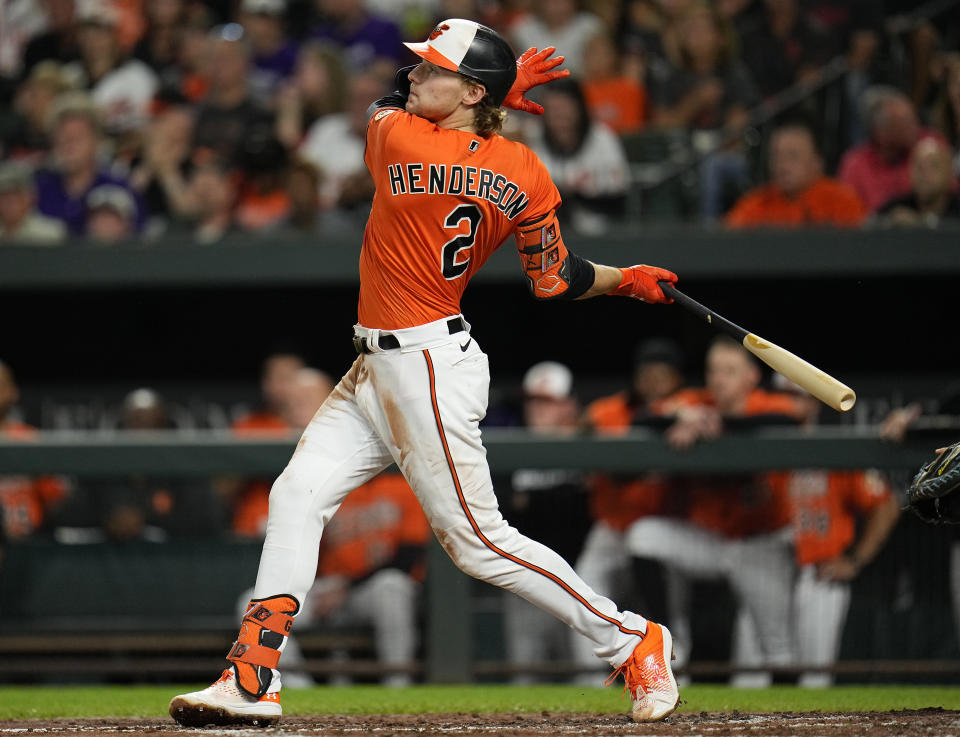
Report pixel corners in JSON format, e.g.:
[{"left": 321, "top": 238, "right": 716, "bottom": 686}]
[
  {"left": 239, "top": 0, "right": 300, "bottom": 105},
  {"left": 33, "top": 94, "right": 145, "bottom": 236},
  {"left": 309, "top": 0, "right": 403, "bottom": 70}
]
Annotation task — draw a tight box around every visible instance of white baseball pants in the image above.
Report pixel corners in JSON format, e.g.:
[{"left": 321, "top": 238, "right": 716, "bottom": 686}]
[{"left": 253, "top": 315, "right": 646, "bottom": 668}]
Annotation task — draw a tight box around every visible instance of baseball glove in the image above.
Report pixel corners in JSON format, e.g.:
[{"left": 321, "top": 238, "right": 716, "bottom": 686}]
[{"left": 906, "top": 441, "right": 960, "bottom": 524}]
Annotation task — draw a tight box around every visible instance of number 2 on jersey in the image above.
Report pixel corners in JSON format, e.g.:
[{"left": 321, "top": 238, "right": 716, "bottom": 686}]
[{"left": 441, "top": 204, "right": 482, "bottom": 280}]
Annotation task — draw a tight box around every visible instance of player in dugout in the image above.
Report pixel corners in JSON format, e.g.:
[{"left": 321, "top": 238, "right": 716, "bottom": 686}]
[{"left": 170, "top": 20, "right": 680, "bottom": 727}]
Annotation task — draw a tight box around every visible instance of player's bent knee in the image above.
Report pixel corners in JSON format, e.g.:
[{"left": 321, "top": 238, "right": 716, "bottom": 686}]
[{"left": 433, "top": 524, "right": 489, "bottom": 578}]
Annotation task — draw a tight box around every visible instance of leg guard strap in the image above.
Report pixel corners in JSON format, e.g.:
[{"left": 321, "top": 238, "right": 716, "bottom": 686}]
[{"left": 227, "top": 641, "right": 283, "bottom": 670}]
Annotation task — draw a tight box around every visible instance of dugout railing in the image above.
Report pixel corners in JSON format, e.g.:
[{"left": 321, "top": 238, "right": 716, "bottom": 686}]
[{"left": 1, "top": 426, "right": 957, "bottom": 684}]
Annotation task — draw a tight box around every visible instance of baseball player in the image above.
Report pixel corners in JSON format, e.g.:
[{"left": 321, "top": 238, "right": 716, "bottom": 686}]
[{"left": 170, "top": 19, "right": 679, "bottom": 727}]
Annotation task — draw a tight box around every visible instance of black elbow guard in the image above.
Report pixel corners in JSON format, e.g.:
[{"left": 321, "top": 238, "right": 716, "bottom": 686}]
[{"left": 550, "top": 250, "right": 594, "bottom": 300}]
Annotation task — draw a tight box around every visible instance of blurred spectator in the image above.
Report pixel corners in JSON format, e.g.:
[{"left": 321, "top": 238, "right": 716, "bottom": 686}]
[
  {"left": 191, "top": 23, "right": 275, "bottom": 170},
  {"left": 232, "top": 365, "right": 333, "bottom": 538},
  {"left": 737, "top": 0, "right": 834, "bottom": 100},
  {"left": 581, "top": 32, "right": 648, "bottom": 134},
  {"left": 615, "top": 0, "right": 689, "bottom": 87},
  {"left": 875, "top": 138, "right": 960, "bottom": 228},
  {"left": 33, "top": 92, "right": 146, "bottom": 236},
  {"left": 131, "top": 0, "right": 185, "bottom": 81},
  {"left": 2, "top": 60, "right": 74, "bottom": 161},
  {"left": 0, "top": 160, "right": 67, "bottom": 244},
  {"left": 22, "top": 0, "right": 81, "bottom": 75},
  {"left": 0, "top": 359, "right": 70, "bottom": 541},
  {"left": 648, "top": 2, "right": 757, "bottom": 131},
  {"left": 284, "top": 367, "right": 335, "bottom": 429},
  {"left": 526, "top": 77, "right": 629, "bottom": 235},
  {"left": 84, "top": 182, "right": 137, "bottom": 243},
  {"left": 929, "top": 54, "right": 960, "bottom": 175},
  {"left": 65, "top": 1, "right": 159, "bottom": 136},
  {"left": 299, "top": 71, "right": 387, "bottom": 213},
  {"left": 0, "top": 0, "right": 48, "bottom": 81},
  {"left": 745, "top": 378, "right": 900, "bottom": 688},
  {"left": 626, "top": 337, "right": 805, "bottom": 685},
  {"left": 235, "top": 131, "right": 292, "bottom": 233},
  {"left": 647, "top": 1, "right": 759, "bottom": 219},
  {"left": 508, "top": 0, "right": 605, "bottom": 78},
  {"left": 838, "top": 86, "right": 940, "bottom": 212},
  {"left": 725, "top": 120, "right": 867, "bottom": 228},
  {"left": 275, "top": 42, "right": 349, "bottom": 150},
  {"left": 128, "top": 103, "right": 195, "bottom": 234},
  {"left": 308, "top": 0, "right": 405, "bottom": 74},
  {"left": 163, "top": 3, "right": 218, "bottom": 103},
  {"left": 174, "top": 160, "right": 239, "bottom": 244},
  {"left": 805, "top": 1, "right": 883, "bottom": 146},
  {"left": 499, "top": 361, "right": 591, "bottom": 684},
  {"left": 233, "top": 352, "right": 307, "bottom": 434},
  {"left": 55, "top": 388, "right": 225, "bottom": 542},
  {"left": 239, "top": 0, "right": 300, "bottom": 106},
  {"left": 570, "top": 338, "right": 687, "bottom": 683},
  {"left": 272, "top": 158, "right": 356, "bottom": 237}
]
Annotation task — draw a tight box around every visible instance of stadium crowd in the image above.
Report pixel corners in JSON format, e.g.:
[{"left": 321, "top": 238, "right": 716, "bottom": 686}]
[{"left": 1, "top": 0, "right": 959, "bottom": 245}]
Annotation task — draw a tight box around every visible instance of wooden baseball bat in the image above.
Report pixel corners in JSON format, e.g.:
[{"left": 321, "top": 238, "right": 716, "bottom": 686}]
[{"left": 658, "top": 281, "right": 856, "bottom": 412}]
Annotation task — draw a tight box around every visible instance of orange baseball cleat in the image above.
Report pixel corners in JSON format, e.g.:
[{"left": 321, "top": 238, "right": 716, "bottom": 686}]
[{"left": 607, "top": 621, "right": 680, "bottom": 722}]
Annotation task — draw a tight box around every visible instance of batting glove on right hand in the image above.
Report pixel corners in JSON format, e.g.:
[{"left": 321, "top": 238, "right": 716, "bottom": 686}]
[
  {"left": 608, "top": 265, "right": 678, "bottom": 303},
  {"left": 502, "top": 47, "right": 570, "bottom": 115}
]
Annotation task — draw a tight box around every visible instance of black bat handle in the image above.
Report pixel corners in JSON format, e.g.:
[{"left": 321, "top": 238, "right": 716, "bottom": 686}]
[{"left": 657, "top": 280, "right": 749, "bottom": 343}]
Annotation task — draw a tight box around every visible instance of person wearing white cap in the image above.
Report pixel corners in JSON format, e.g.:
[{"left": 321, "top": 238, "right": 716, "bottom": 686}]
[{"left": 171, "top": 18, "right": 681, "bottom": 727}]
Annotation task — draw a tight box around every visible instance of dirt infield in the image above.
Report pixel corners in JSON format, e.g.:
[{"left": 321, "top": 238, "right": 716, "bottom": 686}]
[{"left": 2, "top": 710, "right": 959, "bottom": 737}]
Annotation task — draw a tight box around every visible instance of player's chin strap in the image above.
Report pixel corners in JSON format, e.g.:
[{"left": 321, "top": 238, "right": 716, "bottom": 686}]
[{"left": 227, "top": 594, "right": 300, "bottom": 698}]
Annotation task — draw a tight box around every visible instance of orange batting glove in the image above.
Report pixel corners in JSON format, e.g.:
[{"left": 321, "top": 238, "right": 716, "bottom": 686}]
[
  {"left": 502, "top": 47, "right": 571, "bottom": 115},
  {"left": 608, "top": 265, "right": 678, "bottom": 303}
]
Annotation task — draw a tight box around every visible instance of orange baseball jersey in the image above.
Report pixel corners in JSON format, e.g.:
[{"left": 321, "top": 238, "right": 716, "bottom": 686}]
[
  {"left": 317, "top": 472, "right": 430, "bottom": 581},
  {"left": 0, "top": 422, "right": 68, "bottom": 539},
  {"left": 669, "top": 389, "right": 806, "bottom": 538},
  {"left": 768, "top": 469, "right": 893, "bottom": 566},
  {"left": 360, "top": 105, "right": 563, "bottom": 330}
]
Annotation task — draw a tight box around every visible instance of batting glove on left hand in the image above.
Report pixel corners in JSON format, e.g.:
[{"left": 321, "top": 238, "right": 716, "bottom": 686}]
[
  {"left": 502, "top": 47, "right": 570, "bottom": 115},
  {"left": 609, "top": 265, "right": 678, "bottom": 303}
]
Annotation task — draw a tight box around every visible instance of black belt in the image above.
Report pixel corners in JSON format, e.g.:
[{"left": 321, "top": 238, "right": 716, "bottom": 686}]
[{"left": 353, "top": 317, "right": 466, "bottom": 354}]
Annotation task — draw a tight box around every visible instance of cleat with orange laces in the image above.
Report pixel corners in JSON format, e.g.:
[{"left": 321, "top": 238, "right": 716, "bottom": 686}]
[{"left": 606, "top": 621, "right": 680, "bottom": 722}]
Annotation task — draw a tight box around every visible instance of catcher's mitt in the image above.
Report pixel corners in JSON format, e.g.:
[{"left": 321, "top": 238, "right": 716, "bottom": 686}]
[{"left": 906, "top": 441, "right": 960, "bottom": 524}]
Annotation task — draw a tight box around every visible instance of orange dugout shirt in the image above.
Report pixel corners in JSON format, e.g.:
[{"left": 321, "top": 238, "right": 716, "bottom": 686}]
[
  {"left": 360, "top": 105, "right": 561, "bottom": 330},
  {"left": 0, "top": 422, "right": 68, "bottom": 539},
  {"left": 583, "top": 391, "right": 699, "bottom": 530},
  {"left": 768, "top": 469, "right": 893, "bottom": 566},
  {"left": 663, "top": 389, "right": 806, "bottom": 538},
  {"left": 724, "top": 177, "right": 867, "bottom": 228}
]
